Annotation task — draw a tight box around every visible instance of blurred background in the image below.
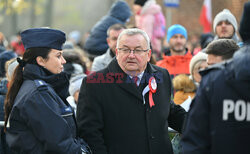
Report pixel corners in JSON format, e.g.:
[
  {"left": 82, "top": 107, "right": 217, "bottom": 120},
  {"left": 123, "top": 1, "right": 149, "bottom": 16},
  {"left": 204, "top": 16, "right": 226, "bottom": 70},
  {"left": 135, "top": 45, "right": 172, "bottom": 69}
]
[{"left": 0, "top": 0, "right": 248, "bottom": 42}]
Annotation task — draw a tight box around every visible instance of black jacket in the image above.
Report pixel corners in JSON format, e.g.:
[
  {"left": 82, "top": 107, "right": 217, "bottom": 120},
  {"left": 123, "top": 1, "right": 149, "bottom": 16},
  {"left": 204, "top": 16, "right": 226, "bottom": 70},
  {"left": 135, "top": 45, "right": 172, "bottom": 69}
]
[
  {"left": 181, "top": 45, "right": 250, "bottom": 154},
  {"left": 77, "top": 58, "right": 186, "bottom": 154},
  {"left": 6, "top": 64, "right": 90, "bottom": 154}
]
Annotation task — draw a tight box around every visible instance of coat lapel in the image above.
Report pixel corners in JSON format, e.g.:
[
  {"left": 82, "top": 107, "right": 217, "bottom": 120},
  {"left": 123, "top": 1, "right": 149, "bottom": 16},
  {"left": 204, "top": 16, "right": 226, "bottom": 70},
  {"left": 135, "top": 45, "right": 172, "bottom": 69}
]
[
  {"left": 107, "top": 59, "right": 143, "bottom": 101},
  {"left": 107, "top": 59, "right": 159, "bottom": 102}
]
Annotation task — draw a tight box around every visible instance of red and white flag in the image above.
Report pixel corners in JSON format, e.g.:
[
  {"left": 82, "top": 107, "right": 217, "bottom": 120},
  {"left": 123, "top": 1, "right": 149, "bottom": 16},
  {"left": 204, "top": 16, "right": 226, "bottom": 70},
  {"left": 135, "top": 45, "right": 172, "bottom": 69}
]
[{"left": 200, "top": 0, "right": 212, "bottom": 33}]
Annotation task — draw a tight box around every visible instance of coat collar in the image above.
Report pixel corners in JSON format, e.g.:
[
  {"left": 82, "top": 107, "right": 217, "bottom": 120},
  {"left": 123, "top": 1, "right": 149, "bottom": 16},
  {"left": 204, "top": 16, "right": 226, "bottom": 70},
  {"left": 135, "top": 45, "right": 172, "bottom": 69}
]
[
  {"left": 107, "top": 58, "right": 158, "bottom": 101},
  {"left": 23, "top": 64, "right": 70, "bottom": 100}
]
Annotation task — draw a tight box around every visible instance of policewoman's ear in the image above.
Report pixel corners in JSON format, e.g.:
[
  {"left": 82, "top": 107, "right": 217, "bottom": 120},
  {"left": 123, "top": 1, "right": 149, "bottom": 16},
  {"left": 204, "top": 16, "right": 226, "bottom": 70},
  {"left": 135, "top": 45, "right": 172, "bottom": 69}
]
[{"left": 36, "top": 56, "right": 46, "bottom": 67}]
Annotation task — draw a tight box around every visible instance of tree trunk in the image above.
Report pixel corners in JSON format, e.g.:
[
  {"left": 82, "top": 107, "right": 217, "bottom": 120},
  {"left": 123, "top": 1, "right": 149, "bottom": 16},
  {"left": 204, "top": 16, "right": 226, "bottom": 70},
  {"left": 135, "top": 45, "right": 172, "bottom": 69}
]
[
  {"left": 44, "top": 0, "right": 53, "bottom": 27},
  {"left": 30, "top": 0, "right": 37, "bottom": 28},
  {"left": 11, "top": 11, "right": 18, "bottom": 35}
]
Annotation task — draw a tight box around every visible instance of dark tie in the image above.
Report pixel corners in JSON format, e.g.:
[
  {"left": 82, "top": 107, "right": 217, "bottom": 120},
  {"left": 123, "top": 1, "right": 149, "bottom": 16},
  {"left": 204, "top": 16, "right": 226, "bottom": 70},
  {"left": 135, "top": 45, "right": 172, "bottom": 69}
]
[{"left": 132, "top": 76, "right": 139, "bottom": 87}]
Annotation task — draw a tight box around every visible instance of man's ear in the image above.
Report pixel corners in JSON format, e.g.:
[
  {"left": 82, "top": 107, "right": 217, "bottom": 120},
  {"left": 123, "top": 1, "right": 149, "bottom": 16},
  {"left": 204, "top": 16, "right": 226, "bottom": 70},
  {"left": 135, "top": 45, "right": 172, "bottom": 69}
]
[
  {"left": 115, "top": 48, "right": 118, "bottom": 57},
  {"left": 147, "top": 49, "right": 152, "bottom": 62},
  {"left": 107, "top": 38, "right": 110, "bottom": 46},
  {"left": 36, "top": 56, "right": 45, "bottom": 67}
]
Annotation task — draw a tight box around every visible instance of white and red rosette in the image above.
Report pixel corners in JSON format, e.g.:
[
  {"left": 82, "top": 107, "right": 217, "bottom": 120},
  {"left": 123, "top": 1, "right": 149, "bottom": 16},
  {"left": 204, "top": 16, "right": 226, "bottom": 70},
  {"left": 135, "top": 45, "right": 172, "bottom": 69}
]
[
  {"left": 142, "top": 76, "right": 157, "bottom": 108},
  {"left": 148, "top": 77, "right": 157, "bottom": 108}
]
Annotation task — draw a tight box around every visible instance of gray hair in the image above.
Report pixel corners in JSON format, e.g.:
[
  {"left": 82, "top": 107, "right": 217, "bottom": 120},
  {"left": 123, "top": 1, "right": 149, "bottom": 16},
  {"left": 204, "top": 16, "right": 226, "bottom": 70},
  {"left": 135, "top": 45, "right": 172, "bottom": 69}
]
[
  {"left": 116, "top": 28, "right": 150, "bottom": 49},
  {"left": 107, "top": 23, "right": 126, "bottom": 37}
]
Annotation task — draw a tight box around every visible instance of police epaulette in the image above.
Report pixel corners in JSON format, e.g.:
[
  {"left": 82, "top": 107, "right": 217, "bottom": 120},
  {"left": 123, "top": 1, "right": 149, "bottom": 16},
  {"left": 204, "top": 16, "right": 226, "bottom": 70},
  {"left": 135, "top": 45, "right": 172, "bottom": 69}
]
[
  {"left": 199, "top": 60, "right": 232, "bottom": 77},
  {"left": 34, "top": 79, "right": 48, "bottom": 90}
]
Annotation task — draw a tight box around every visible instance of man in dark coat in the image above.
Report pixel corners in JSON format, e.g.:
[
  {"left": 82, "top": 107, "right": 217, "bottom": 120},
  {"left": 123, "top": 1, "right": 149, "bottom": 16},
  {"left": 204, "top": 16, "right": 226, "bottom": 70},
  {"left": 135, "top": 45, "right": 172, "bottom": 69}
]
[
  {"left": 77, "top": 28, "right": 186, "bottom": 154},
  {"left": 181, "top": 2, "right": 250, "bottom": 154}
]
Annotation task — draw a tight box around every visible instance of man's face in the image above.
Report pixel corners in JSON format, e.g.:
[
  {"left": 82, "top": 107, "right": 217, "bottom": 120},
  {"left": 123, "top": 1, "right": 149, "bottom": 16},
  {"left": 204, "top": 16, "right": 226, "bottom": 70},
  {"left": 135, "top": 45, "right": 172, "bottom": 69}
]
[
  {"left": 207, "top": 54, "right": 223, "bottom": 65},
  {"left": 116, "top": 34, "right": 151, "bottom": 75},
  {"left": 169, "top": 34, "right": 187, "bottom": 54},
  {"left": 215, "top": 20, "right": 234, "bottom": 39},
  {"left": 107, "top": 29, "right": 124, "bottom": 54}
]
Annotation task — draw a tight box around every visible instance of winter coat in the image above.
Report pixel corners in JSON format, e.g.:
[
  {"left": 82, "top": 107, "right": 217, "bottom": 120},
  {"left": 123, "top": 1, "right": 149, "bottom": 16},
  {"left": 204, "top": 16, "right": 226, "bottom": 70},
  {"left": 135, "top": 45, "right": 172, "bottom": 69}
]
[
  {"left": 0, "top": 78, "right": 12, "bottom": 154},
  {"left": 84, "top": 1, "right": 131, "bottom": 57},
  {"left": 5, "top": 64, "right": 90, "bottom": 154},
  {"left": 181, "top": 45, "right": 250, "bottom": 154},
  {"left": 156, "top": 51, "right": 193, "bottom": 79},
  {"left": 0, "top": 78, "right": 7, "bottom": 121},
  {"left": 137, "top": 0, "right": 163, "bottom": 54},
  {"left": 77, "top": 58, "right": 186, "bottom": 154},
  {"left": 91, "top": 48, "right": 114, "bottom": 72},
  {"left": 0, "top": 45, "right": 5, "bottom": 54}
]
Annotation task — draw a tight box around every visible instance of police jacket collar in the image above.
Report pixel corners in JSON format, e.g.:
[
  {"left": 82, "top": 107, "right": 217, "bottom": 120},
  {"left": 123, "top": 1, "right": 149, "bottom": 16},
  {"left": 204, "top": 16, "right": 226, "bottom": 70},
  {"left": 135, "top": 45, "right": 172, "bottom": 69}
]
[{"left": 23, "top": 64, "right": 70, "bottom": 100}]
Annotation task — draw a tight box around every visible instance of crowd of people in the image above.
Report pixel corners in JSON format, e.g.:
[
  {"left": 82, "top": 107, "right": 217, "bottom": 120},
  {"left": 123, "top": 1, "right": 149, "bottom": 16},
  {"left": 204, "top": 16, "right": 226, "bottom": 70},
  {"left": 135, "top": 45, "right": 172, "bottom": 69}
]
[{"left": 0, "top": 0, "right": 250, "bottom": 153}]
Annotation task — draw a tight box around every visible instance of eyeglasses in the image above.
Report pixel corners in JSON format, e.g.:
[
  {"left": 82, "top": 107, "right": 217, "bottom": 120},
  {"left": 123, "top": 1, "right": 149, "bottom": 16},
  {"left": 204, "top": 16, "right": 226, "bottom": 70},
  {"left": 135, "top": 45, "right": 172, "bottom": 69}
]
[{"left": 118, "top": 48, "right": 149, "bottom": 55}]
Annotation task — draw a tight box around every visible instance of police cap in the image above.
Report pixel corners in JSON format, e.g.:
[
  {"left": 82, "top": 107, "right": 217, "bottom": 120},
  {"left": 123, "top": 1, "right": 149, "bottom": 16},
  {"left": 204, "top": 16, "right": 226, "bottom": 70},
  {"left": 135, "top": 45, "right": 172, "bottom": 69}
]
[{"left": 21, "top": 28, "right": 66, "bottom": 50}]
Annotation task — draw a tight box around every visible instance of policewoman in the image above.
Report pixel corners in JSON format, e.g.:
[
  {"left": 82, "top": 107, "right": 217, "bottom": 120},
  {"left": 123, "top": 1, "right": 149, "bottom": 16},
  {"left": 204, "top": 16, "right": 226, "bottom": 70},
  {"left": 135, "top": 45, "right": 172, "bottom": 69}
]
[{"left": 4, "top": 28, "right": 91, "bottom": 154}]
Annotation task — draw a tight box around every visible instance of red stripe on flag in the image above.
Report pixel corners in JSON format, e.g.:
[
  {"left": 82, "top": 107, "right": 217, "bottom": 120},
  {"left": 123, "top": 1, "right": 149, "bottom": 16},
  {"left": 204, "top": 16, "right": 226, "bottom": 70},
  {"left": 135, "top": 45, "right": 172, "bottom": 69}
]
[{"left": 200, "top": 0, "right": 212, "bottom": 33}]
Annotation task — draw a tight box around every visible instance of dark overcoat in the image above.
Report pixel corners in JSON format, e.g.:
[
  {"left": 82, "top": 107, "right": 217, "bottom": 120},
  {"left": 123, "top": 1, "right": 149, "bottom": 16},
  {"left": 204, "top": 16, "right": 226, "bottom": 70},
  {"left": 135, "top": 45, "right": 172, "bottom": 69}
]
[{"left": 77, "top": 58, "right": 186, "bottom": 154}]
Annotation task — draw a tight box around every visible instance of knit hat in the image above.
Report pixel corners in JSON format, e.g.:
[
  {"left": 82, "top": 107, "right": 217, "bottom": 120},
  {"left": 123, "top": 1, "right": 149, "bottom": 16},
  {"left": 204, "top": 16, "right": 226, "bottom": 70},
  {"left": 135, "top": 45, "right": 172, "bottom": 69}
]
[
  {"left": 239, "top": 2, "right": 250, "bottom": 42},
  {"left": 62, "top": 41, "right": 74, "bottom": 50},
  {"left": 200, "top": 33, "right": 214, "bottom": 49},
  {"left": 167, "top": 24, "right": 188, "bottom": 43},
  {"left": 189, "top": 52, "right": 207, "bottom": 75},
  {"left": 213, "top": 9, "right": 238, "bottom": 33},
  {"left": 69, "top": 74, "right": 86, "bottom": 96},
  {"left": 7, "top": 58, "right": 18, "bottom": 80}
]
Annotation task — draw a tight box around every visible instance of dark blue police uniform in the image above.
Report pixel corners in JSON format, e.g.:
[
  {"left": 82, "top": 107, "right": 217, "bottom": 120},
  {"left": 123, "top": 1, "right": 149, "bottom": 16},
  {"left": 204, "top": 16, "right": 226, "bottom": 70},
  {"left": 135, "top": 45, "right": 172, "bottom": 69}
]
[
  {"left": 6, "top": 64, "right": 90, "bottom": 153},
  {"left": 181, "top": 45, "right": 250, "bottom": 154},
  {"left": 5, "top": 28, "right": 91, "bottom": 154},
  {"left": 183, "top": 2, "right": 250, "bottom": 153}
]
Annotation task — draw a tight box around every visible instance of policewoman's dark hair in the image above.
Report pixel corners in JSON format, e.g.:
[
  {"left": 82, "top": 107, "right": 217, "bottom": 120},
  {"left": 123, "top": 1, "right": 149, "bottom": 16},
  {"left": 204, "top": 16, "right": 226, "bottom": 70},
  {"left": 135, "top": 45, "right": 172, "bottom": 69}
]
[{"left": 4, "top": 47, "right": 51, "bottom": 131}]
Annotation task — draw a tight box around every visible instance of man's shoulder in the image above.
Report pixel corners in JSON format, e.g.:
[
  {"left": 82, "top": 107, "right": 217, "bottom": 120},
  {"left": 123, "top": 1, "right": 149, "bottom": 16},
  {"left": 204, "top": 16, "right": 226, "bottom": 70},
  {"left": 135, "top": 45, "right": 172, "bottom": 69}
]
[
  {"left": 14, "top": 80, "right": 50, "bottom": 107},
  {"left": 21, "top": 80, "right": 50, "bottom": 94},
  {"left": 156, "top": 58, "right": 167, "bottom": 68},
  {"left": 93, "top": 52, "right": 108, "bottom": 62},
  {"left": 148, "top": 63, "right": 171, "bottom": 79},
  {"left": 200, "top": 60, "right": 231, "bottom": 77},
  {"left": 151, "top": 63, "right": 167, "bottom": 72},
  {"left": 92, "top": 49, "right": 113, "bottom": 71},
  {"left": 199, "top": 62, "right": 230, "bottom": 88}
]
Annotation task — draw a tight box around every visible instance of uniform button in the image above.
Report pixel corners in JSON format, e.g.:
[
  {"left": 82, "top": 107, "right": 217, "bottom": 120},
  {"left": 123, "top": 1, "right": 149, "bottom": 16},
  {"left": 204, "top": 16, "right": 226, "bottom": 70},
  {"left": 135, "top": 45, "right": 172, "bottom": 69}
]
[{"left": 150, "top": 135, "right": 155, "bottom": 139}]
